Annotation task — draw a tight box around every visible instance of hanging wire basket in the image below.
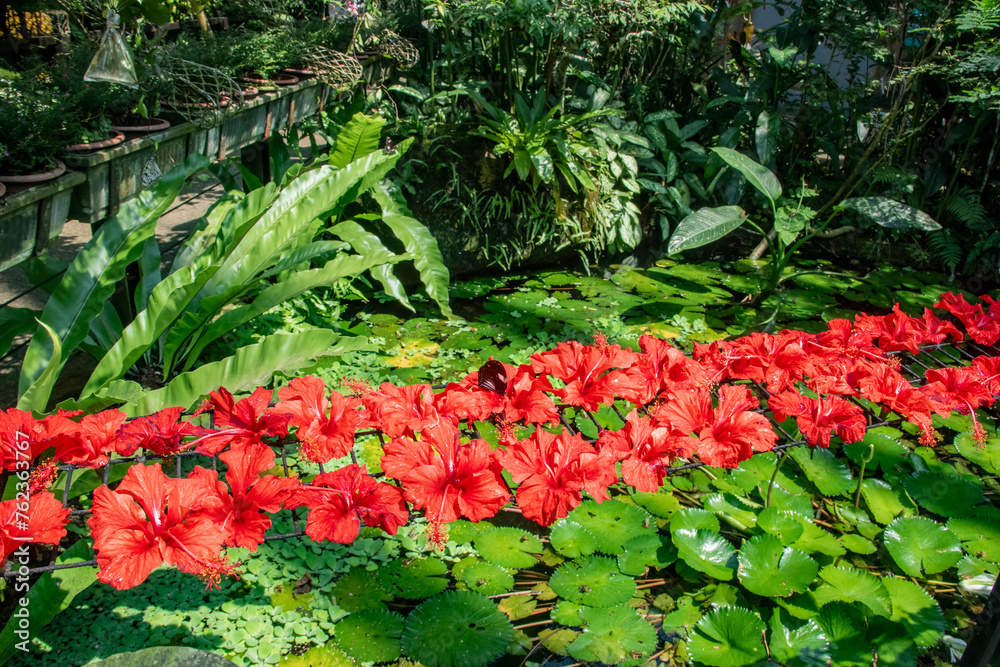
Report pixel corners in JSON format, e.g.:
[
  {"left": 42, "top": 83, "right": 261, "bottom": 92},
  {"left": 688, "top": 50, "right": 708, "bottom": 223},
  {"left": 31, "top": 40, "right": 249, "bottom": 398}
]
[
  {"left": 373, "top": 29, "right": 419, "bottom": 70},
  {"left": 156, "top": 53, "right": 245, "bottom": 127},
  {"left": 296, "top": 44, "right": 363, "bottom": 91}
]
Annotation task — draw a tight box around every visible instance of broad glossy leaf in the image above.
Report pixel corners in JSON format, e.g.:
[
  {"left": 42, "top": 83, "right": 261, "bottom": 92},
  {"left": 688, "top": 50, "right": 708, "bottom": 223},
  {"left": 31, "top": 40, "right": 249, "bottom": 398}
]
[
  {"left": 668, "top": 206, "right": 747, "bottom": 253},
  {"left": 768, "top": 608, "right": 830, "bottom": 667},
  {"left": 19, "top": 155, "right": 208, "bottom": 397},
  {"left": 567, "top": 499, "right": 655, "bottom": 555},
  {"left": 813, "top": 566, "right": 891, "bottom": 617},
  {"left": 567, "top": 606, "right": 658, "bottom": 664},
  {"left": 711, "top": 147, "right": 782, "bottom": 203},
  {"left": 16, "top": 322, "right": 61, "bottom": 412},
  {"left": 755, "top": 111, "right": 779, "bottom": 165},
  {"left": 371, "top": 182, "right": 454, "bottom": 319},
  {"left": 550, "top": 520, "right": 597, "bottom": 558},
  {"left": 475, "top": 528, "right": 542, "bottom": 569},
  {"left": 757, "top": 507, "right": 805, "bottom": 544},
  {"left": 738, "top": 534, "right": 818, "bottom": 597},
  {"left": 955, "top": 429, "right": 1000, "bottom": 474},
  {"left": 904, "top": 471, "right": 983, "bottom": 518},
  {"left": 839, "top": 197, "right": 940, "bottom": 231},
  {"left": 617, "top": 534, "right": 677, "bottom": 576},
  {"left": 789, "top": 447, "right": 854, "bottom": 496},
  {"left": 884, "top": 517, "right": 963, "bottom": 577},
  {"left": 687, "top": 606, "right": 766, "bottom": 667},
  {"left": 124, "top": 330, "right": 356, "bottom": 416},
  {"left": 401, "top": 591, "right": 511, "bottom": 667},
  {"left": 861, "top": 478, "right": 915, "bottom": 525},
  {"left": 328, "top": 112, "right": 386, "bottom": 169},
  {"left": 947, "top": 514, "right": 1000, "bottom": 563},
  {"left": 816, "top": 602, "right": 871, "bottom": 667},
  {"left": 670, "top": 507, "right": 720, "bottom": 533},
  {"left": 883, "top": 578, "right": 946, "bottom": 648},
  {"left": 549, "top": 555, "right": 636, "bottom": 607},
  {"left": 673, "top": 528, "right": 737, "bottom": 580},
  {"left": 460, "top": 561, "right": 514, "bottom": 596},
  {"left": 0, "top": 307, "right": 38, "bottom": 358},
  {"left": 845, "top": 430, "right": 909, "bottom": 473},
  {"left": 336, "top": 610, "right": 403, "bottom": 663}
]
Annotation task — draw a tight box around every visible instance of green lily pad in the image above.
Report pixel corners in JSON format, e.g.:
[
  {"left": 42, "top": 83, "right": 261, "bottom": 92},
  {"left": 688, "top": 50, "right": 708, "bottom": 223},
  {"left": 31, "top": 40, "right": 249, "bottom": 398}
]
[
  {"left": 883, "top": 517, "right": 963, "bottom": 577},
  {"left": 955, "top": 429, "right": 1000, "bottom": 474},
  {"left": 817, "top": 602, "right": 872, "bottom": 667},
  {"left": 474, "top": 528, "right": 542, "bottom": 569},
  {"left": 460, "top": 561, "right": 515, "bottom": 596},
  {"left": 617, "top": 534, "right": 678, "bottom": 576},
  {"left": 737, "top": 534, "right": 818, "bottom": 598},
  {"left": 673, "top": 528, "right": 737, "bottom": 580},
  {"left": 845, "top": 431, "right": 909, "bottom": 474},
  {"left": 839, "top": 533, "right": 876, "bottom": 554},
  {"left": 768, "top": 608, "right": 830, "bottom": 667},
  {"left": 883, "top": 577, "right": 946, "bottom": 648},
  {"left": 687, "top": 606, "right": 766, "bottom": 667},
  {"left": 631, "top": 490, "right": 681, "bottom": 518},
  {"left": 904, "top": 471, "right": 983, "bottom": 518},
  {"left": 331, "top": 569, "right": 393, "bottom": 612},
  {"left": 958, "top": 555, "right": 1000, "bottom": 579},
  {"left": 813, "top": 566, "right": 891, "bottom": 617},
  {"left": 376, "top": 557, "right": 449, "bottom": 600},
  {"left": 550, "top": 520, "right": 598, "bottom": 558},
  {"left": 947, "top": 514, "right": 1000, "bottom": 562},
  {"left": 670, "top": 508, "right": 720, "bottom": 533},
  {"left": 757, "top": 507, "right": 805, "bottom": 545},
  {"left": 860, "top": 478, "right": 916, "bottom": 525},
  {"left": 866, "top": 618, "right": 918, "bottom": 666},
  {"left": 787, "top": 515, "right": 846, "bottom": 557},
  {"left": 567, "top": 605, "right": 658, "bottom": 665},
  {"left": 703, "top": 493, "right": 759, "bottom": 529},
  {"left": 566, "top": 499, "right": 655, "bottom": 555},
  {"left": 497, "top": 594, "right": 537, "bottom": 621},
  {"left": 401, "top": 592, "right": 513, "bottom": 667},
  {"left": 788, "top": 447, "right": 854, "bottom": 496},
  {"left": 336, "top": 610, "right": 403, "bottom": 663},
  {"left": 549, "top": 555, "right": 637, "bottom": 607},
  {"left": 551, "top": 600, "right": 585, "bottom": 626},
  {"left": 445, "top": 520, "right": 484, "bottom": 545}
]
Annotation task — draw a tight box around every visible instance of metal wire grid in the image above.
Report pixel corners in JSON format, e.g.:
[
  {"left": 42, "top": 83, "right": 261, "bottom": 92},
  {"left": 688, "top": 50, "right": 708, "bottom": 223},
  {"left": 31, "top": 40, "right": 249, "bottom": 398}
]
[{"left": 2, "top": 336, "right": 998, "bottom": 579}]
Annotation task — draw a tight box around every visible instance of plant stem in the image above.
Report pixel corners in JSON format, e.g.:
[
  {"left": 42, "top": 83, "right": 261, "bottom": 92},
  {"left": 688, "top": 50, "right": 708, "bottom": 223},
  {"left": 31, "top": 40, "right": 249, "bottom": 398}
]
[{"left": 765, "top": 451, "right": 788, "bottom": 508}]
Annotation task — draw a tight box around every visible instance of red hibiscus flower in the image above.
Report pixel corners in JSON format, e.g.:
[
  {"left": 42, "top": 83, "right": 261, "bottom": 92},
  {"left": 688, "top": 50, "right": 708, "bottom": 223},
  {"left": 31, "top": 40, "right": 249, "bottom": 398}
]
[
  {"left": 502, "top": 427, "right": 617, "bottom": 526},
  {"left": 971, "top": 356, "right": 1000, "bottom": 395},
  {"left": 116, "top": 407, "right": 208, "bottom": 457},
  {"left": 607, "top": 335, "right": 708, "bottom": 406},
  {"left": 659, "top": 385, "right": 776, "bottom": 468},
  {"left": 858, "top": 362, "right": 939, "bottom": 446},
  {"left": 360, "top": 383, "right": 440, "bottom": 437},
  {"left": 290, "top": 463, "right": 408, "bottom": 544},
  {"left": 922, "top": 367, "right": 995, "bottom": 447},
  {"left": 1, "top": 408, "right": 81, "bottom": 471},
  {"left": 768, "top": 391, "right": 866, "bottom": 448},
  {"left": 801, "top": 319, "right": 883, "bottom": 363},
  {"left": 436, "top": 363, "right": 560, "bottom": 427},
  {"left": 193, "top": 444, "right": 300, "bottom": 550},
  {"left": 275, "top": 376, "right": 362, "bottom": 463},
  {"left": 54, "top": 409, "right": 127, "bottom": 468},
  {"left": 381, "top": 421, "right": 510, "bottom": 532},
  {"left": 597, "top": 409, "right": 692, "bottom": 492},
  {"left": 88, "top": 464, "right": 235, "bottom": 590},
  {"left": 934, "top": 292, "right": 1000, "bottom": 346},
  {"left": 193, "top": 387, "right": 290, "bottom": 456},
  {"left": 0, "top": 490, "right": 69, "bottom": 568},
  {"left": 530, "top": 340, "right": 637, "bottom": 412}
]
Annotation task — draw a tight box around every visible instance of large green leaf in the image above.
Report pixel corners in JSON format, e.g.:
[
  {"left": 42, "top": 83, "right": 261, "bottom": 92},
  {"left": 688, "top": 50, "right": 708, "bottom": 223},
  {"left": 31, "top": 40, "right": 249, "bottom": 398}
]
[
  {"left": 711, "top": 147, "right": 782, "bottom": 203},
  {"left": 329, "top": 113, "right": 386, "bottom": 169},
  {"left": 813, "top": 566, "right": 891, "bottom": 617},
  {"left": 668, "top": 206, "right": 747, "bottom": 254},
  {"left": 883, "top": 578, "right": 946, "bottom": 648},
  {"left": 18, "top": 155, "right": 208, "bottom": 397},
  {"left": 789, "top": 445, "right": 854, "bottom": 496},
  {"left": 401, "top": 592, "right": 512, "bottom": 667},
  {"left": 673, "top": 528, "right": 737, "bottom": 580},
  {"left": 549, "top": 555, "right": 636, "bottom": 607},
  {"left": 948, "top": 514, "right": 1000, "bottom": 562},
  {"left": 371, "top": 182, "right": 454, "bottom": 319},
  {"left": 16, "top": 321, "right": 62, "bottom": 412},
  {"left": 0, "top": 540, "right": 97, "bottom": 664},
  {"left": 336, "top": 610, "right": 404, "bottom": 663},
  {"left": 474, "top": 527, "right": 542, "bottom": 569},
  {"left": 860, "top": 478, "right": 915, "bottom": 525},
  {"left": 737, "top": 534, "right": 818, "bottom": 597},
  {"left": 884, "top": 517, "right": 963, "bottom": 577},
  {"left": 124, "top": 330, "right": 358, "bottom": 416},
  {"left": 0, "top": 307, "right": 38, "bottom": 358},
  {"left": 567, "top": 605, "right": 658, "bottom": 665},
  {"left": 816, "top": 603, "right": 871, "bottom": 667},
  {"left": 567, "top": 499, "right": 655, "bottom": 555},
  {"left": 955, "top": 429, "right": 1000, "bottom": 474},
  {"left": 687, "top": 606, "right": 767, "bottom": 667},
  {"left": 903, "top": 471, "right": 983, "bottom": 518},
  {"left": 768, "top": 608, "right": 830, "bottom": 667},
  {"left": 839, "top": 197, "right": 941, "bottom": 231}
]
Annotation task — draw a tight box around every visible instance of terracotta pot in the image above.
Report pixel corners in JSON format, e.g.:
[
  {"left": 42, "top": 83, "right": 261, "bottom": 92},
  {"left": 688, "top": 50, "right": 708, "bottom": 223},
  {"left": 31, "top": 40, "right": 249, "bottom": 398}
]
[
  {"left": 67, "top": 131, "right": 126, "bottom": 153},
  {"left": 0, "top": 159, "right": 67, "bottom": 185},
  {"left": 273, "top": 74, "right": 299, "bottom": 86},
  {"left": 110, "top": 117, "right": 171, "bottom": 135}
]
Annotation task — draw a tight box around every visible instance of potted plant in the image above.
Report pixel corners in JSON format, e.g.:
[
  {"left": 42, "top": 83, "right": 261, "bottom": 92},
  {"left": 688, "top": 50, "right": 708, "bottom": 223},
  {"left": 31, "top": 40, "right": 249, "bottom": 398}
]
[{"left": 0, "top": 69, "right": 71, "bottom": 188}]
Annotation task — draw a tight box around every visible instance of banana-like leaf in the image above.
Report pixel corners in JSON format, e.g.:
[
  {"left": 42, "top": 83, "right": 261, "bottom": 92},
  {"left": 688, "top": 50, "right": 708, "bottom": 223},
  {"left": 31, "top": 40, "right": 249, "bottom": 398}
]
[
  {"left": 183, "top": 248, "right": 401, "bottom": 368},
  {"left": 264, "top": 240, "right": 350, "bottom": 277},
  {"left": 668, "top": 206, "right": 748, "bottom": 254},
  {"left": 125, "top": 330, "right": 365, "bottom": 416},
  {"left": 0, "top": 307, "right": 38, "bottom": 358},
  {"left": 165, "top": 150, "right": 403, "bottom": 373},
  {"left": 58, "top": 380, "right": 145, "bottom": 412},
  {"left": 334, "top": 219, "right": 414, "bottom": 311},
  {"left": 329, "top": 112, "right": 386, "bottom": 169},
  {"left": 135, "top": 236, "right": 162, "bottom": 314},
  {"left": 371, "top": 182, "right": 455, "bottom": 319},
  {"left": 88, "top": 300, "right": 126, "bottom": 353},
  {"left": 372, "top": 264, "right": 414, "bottom": 312},
  {"left": 81, "top": 264, "right": 218, "bottom": 396},
  {"left": 838, "top": 197, "right": 941, "bottom": 231},
  {"left": 270, "top": 129, "right": 293, "bottom": 185},
  {"left": 711, "top": 147, "right": 782, "bottom": 204},
  {"left": 16, "top": 321, "right": 62, "bottom": 412},
  {"left": 169, "top": 195, "right": 241, "bottom": 274},
  {"left": 17, "top": 155, "right": 208, "bottom": 398}
]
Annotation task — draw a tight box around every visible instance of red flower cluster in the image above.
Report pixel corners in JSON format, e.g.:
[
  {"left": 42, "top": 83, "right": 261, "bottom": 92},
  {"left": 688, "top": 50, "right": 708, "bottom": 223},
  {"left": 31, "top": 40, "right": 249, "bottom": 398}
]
[{"left": 3, "top": 290, "right": 1000, "bottom": 587}]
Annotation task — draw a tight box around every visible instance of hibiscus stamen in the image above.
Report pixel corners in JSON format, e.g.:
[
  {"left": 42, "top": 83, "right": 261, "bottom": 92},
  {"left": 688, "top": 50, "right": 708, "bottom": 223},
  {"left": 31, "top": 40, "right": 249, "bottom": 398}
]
[{"left": 29, "top": 459, "right": 59, "bottom": 493}]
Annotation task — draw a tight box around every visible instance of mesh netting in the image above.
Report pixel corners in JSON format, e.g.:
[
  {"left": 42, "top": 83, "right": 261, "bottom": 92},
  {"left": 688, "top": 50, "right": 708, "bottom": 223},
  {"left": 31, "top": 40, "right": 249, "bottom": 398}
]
[
  {"left": 373, "top": 29, "right": 419, "bottom": 70},
  {"left": 156, "top": 53, "right": 245, "bottom": 126},
  {"left": 296, "top": 44, "right": 363, "bottom": 91}
]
